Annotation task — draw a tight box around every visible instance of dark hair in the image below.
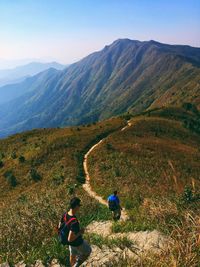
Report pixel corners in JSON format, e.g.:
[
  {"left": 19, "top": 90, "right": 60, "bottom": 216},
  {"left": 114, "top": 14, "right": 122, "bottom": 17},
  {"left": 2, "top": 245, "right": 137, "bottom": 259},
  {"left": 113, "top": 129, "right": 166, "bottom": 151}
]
[
  {"left": 114, "top": 190, "right": 118, "bottom": 195},
  {"left": 69, "top": 197, "right": 81, "bottom": 209}
]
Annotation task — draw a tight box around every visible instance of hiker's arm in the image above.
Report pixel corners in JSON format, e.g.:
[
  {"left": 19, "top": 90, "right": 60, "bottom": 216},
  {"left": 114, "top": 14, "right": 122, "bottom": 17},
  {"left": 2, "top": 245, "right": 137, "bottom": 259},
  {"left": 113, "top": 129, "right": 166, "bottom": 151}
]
[{"left": 68, "top": 229, "right": 84, "bottom": 242}]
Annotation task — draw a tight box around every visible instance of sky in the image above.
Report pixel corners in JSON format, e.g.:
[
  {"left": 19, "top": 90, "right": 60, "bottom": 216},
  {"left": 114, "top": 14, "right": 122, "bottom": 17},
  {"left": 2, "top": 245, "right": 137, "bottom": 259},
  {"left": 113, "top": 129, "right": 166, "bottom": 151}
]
[{"left": 0, "top": 0, "right": 200, "bottom": 68}]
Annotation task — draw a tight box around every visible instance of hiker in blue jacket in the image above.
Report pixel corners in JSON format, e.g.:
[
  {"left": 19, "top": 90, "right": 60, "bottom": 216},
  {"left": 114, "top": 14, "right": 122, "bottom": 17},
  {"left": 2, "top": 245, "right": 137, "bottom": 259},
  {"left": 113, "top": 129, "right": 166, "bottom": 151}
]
[{"left": 107, "top": 190, "right": 122, "bottom": 220}]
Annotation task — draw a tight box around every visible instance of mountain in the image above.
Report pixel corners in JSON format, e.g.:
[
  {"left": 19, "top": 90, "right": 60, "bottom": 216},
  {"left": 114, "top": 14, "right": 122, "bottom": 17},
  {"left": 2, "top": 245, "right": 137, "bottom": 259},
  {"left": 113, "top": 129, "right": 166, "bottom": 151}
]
[
  {"left": 0, "top": 39, "right": 200, "bottom": 138},
  {"left": 0, "top": 61, "right": 66, "bottom": 102}
]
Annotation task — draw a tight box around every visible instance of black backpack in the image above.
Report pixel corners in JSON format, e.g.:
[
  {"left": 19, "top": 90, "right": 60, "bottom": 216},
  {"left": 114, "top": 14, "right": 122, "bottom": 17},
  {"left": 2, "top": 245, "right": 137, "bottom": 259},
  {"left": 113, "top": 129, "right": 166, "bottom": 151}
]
[
  {"left": 108, "top": 199, "right": 118, "bottom": 211},
  {"left": 57, "top": 213, "right": 77, "bottom": 245}
]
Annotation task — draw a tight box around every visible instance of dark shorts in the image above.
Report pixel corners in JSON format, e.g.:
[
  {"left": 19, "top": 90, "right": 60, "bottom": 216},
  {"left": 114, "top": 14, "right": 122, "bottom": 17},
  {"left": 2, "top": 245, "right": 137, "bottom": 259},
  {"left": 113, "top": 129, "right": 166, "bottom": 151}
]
[
  {"left": 112, "top": 208, "right": 121, "bottom": 220},
  {"left": 69, "top": 240, "right": 92, "bottom": 257}
]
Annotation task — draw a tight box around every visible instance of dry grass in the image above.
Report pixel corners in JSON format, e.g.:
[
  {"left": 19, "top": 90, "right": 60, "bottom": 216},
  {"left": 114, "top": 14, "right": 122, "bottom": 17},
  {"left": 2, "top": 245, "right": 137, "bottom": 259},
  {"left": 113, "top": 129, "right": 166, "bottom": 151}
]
[
  {"left": 0, "top": 117, "right": 126, "bottom": 264},
  {"left": 88, "top": 117, "right": 200, "bottom": 199},
  {"left": 1, "top": 110, "right": 199, "bottom": 266},
  {"left": 87, "top": 115, "right": 200, "bottom": 266}
]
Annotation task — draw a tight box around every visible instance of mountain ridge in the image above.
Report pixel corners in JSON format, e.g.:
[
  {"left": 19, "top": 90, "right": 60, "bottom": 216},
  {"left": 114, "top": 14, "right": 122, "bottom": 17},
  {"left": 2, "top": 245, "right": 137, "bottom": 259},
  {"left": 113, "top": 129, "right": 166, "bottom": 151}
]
[
  {"left": 0, "top": 39, "right": 199, "bottom": 138},
  {"left": 0, "top": 62, "right": 66, "bottom": 103}
]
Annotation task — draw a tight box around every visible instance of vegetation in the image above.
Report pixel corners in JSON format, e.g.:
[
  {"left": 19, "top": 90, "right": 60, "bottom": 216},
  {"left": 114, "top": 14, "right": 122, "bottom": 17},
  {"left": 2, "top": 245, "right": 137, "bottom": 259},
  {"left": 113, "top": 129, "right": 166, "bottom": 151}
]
[
  {"left": 0, "top": 117, "right": 125, "bottom": 264},
  {"left": 19, "top": 155, "right": 25, "bottom": 163},
  {"left": 11, "top": 151, "right": 17, "bottom": 159},
  {"left": 142, "top": 105, "right": 200, "bottom": 134},
  {"left": 86, "top": 233, "right": 133, "bottom": 250},
  {"left": 88, "top": 109, "right": 200, "bottom": 265},
  {"left": 29, "top": 168, "right": 42, "bottom": 182},
  {"left": 3, "top": 170, "right": 18, "bottom": 187},
  {"left": 0, "top": 160, "right": 4, "bottom": 168},
  {"left": 0, "top": 108, "right": 200, "bottom": 266}
]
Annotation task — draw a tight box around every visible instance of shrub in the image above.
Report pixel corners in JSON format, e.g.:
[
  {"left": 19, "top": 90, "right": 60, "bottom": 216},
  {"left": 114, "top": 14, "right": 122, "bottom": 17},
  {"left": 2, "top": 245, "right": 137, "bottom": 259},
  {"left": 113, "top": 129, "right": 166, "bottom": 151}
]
[
  {"left": 106, "top": 143, "right": 114, "bottom": 150},
  {"left": 67, "top": 184, "right": 76, "bottom": 195},
  {"left": 183, "top": 118, "right": 200, "bottom": 134},
  {"left": 121, "top": 113, "right": 132, "bottom": 120},
  {"left": 29, "top": 168, "right": 42, "bottom": 182},
  {"left": 0, "top": 152, "right": 5, "bottom": 159},
  {"left": 18, "top": 194, "right": 27, "bottom": 203},
  {"left": 182, "top": 102, "right": 199, "bottom": 114},
  {"left": 4, "top": 170, "right": 18, "bottom": 187},
  {"left": 181, "top": 186, "right": 200, "bottom": 204},
  {"left": 4, "top": 170, "right": 12, "bottom": 178},
  {"left": 52, "top": 173, "right": 65, "bottom": 185},
  {"left": 0, "top": 160, "right": 4, "bottom": 168},
  {"left": 8, "top": 175, "right": 18, "bottom": 187},
  {"left": 19, "top": 155, "right": 25, "bottom": 163},
  {"left": 76, "top": 173, "right": 85, "bottom": 184},
  {"left": 11, "top": 151, "right": 17, "bottom": 159}
]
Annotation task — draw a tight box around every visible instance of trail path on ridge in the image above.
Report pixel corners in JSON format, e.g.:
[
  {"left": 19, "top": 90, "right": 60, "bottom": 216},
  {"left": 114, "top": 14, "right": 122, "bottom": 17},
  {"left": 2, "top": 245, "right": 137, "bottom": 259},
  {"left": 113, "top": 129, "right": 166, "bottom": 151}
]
[{"left": 83, "top": 121, "right": 132, "bottom": 220}]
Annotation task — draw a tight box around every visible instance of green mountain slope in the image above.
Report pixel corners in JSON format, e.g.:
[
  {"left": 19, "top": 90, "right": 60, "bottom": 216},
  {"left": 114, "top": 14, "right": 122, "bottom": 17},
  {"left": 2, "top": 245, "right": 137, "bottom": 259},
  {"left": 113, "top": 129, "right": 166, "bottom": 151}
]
[{"left": 0, "top": 39, "right": 200, "bottom": 138}]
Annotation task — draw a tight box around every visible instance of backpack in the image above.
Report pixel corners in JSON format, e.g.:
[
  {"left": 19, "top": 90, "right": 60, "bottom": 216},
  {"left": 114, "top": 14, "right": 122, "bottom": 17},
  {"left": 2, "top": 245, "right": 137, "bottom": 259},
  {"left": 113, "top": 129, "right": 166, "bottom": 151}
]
[
  {"left": 57, "top": 213, "right": 77, "bottom": 245},
  {"left": 108, "top": 199, "right": 118, "bottom": 211}
]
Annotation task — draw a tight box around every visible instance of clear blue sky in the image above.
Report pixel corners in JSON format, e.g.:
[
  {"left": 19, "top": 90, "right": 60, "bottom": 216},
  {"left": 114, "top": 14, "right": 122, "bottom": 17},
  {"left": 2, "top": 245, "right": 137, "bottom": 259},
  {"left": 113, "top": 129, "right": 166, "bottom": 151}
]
[{"left": 0, "top": 0, "right": 199, "bottom": 65}]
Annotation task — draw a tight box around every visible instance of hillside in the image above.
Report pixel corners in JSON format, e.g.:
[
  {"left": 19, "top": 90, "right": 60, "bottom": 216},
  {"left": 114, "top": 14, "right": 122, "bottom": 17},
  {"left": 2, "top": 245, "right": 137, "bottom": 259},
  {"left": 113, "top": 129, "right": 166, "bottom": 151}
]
[
  {"left": 0, "top": 117, "right": 126, "bottom": 264},
  {"left": 0, "top": 39, "right": 200, "bottom": 138},
  {"left": 87, "top": 107, "right": 200, "bottom": 266},
  {"left": 0, "top": 108, "right": 199, "bottom": 266}
]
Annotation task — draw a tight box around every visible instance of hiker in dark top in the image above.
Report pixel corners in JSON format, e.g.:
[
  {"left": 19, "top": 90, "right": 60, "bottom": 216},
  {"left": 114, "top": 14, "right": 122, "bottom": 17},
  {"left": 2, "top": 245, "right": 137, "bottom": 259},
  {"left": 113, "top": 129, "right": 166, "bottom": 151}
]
[
  {"left": 58, "top": 197, "right": 92, "bottom": 267},
  {"left": 107, "top": 190, "right": 122, "bottom": 220}
]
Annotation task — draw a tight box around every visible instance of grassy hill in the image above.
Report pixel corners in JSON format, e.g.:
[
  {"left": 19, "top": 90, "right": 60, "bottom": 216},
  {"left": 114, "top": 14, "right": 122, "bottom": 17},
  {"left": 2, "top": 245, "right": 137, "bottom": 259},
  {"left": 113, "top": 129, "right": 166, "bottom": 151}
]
[
  {"left": 0, "top": 117, "right": 126, "bottom": 264},
  {"left": 87, "top": 107, "right": 200, "bottom": 266},
  {"left": 0, "top": 107, "right": 200, "bottom": 266},
  {"left": 0, "top": 39, "right": 200, "bottom": 138}
]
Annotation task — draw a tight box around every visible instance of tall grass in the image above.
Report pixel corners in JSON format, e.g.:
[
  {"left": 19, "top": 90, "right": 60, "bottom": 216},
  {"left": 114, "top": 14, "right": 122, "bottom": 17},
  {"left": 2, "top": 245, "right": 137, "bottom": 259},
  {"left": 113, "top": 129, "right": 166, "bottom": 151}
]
[
  {"left": 87, "top": 115, "right": 200, "bottom": 266},
  {"left": 0, "top": 117, "right": 126, "bottom": 264}
]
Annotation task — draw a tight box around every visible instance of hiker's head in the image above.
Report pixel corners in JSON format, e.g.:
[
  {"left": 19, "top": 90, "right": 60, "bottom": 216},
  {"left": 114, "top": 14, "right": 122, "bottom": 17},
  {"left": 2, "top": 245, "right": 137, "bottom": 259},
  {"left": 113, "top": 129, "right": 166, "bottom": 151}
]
[
  {"left": 69, "top": 197, "right": 81, "bottom": 212},
  {"left": 114, "top": 190, "right": 118, "bottom": 195}
]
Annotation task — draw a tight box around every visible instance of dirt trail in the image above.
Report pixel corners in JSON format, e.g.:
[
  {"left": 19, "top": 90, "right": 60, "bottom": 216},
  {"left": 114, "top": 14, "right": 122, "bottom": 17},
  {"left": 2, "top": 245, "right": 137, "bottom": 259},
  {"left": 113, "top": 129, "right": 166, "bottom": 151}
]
[{"left": 82, "top": 121, "right": 131, "bottom": 221}]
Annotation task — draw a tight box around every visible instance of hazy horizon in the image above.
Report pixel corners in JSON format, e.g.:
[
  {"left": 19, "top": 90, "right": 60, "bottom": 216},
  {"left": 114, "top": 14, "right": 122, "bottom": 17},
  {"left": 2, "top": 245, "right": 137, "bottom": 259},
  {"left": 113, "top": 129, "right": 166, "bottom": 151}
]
[{"left": 0, "top": 0, "right": 199, "bottom": 69}]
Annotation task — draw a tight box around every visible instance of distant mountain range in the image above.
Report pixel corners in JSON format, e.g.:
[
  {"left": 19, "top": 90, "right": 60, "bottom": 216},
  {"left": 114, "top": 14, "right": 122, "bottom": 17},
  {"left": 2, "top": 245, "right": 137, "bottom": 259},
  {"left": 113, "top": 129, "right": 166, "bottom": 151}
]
[
  {"left": 0, "top": 39, "right": 199, "bottom": 138},
  {"left": 0, "top": 61, "right": 66, "bottom": 101}
]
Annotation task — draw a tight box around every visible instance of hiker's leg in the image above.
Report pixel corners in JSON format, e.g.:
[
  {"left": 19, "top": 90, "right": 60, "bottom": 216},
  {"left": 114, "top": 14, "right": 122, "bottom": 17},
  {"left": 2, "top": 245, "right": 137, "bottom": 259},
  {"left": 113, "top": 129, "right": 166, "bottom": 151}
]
[
  {"left": 69, "top": 246, "right": 78, "bottom": 267},
  {"left": 73, "top": 240, "right": 92, "bottom": 267},
  {"left": 70, "top": 255, "right": 76, "bottom": 267},
  {"left": 117, "top": 208, "right": 121, "bottom": 220},
  {"left": 113, "top": 210, "right": 118, "bottom": 221}
]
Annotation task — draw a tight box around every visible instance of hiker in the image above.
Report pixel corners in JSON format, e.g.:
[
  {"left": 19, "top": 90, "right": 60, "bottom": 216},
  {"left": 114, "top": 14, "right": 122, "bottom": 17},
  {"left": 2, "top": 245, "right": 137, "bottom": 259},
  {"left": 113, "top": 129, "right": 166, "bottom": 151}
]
[
  {"left": 107, "top": 190, "right": 122, "bottom": 220},
  {"left": 58, "top": 197, "right": 92, "bottom": 267}
]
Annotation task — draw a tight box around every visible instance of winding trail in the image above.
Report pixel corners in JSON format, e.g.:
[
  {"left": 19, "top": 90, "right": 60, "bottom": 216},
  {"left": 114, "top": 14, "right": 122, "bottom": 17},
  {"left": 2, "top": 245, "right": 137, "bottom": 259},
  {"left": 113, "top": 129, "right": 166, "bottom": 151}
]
[{"left": 82, "top": 121, "right": 131, "bottom": 221}]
